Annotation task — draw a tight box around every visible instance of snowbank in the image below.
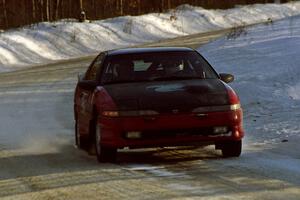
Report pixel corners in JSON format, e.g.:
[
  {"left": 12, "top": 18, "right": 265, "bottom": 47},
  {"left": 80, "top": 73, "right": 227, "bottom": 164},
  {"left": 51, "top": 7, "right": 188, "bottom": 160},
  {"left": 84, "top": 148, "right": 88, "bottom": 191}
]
[{"left": 1, "top": 2, "right": 300, "bottom": 72}]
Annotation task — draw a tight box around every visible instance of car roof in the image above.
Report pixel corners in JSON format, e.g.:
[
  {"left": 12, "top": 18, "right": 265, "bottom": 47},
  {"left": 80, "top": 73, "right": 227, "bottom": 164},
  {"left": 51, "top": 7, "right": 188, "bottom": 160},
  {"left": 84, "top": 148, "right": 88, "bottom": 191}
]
[{"left": 106, "top": 47, "right": 195, "bottom": 56}]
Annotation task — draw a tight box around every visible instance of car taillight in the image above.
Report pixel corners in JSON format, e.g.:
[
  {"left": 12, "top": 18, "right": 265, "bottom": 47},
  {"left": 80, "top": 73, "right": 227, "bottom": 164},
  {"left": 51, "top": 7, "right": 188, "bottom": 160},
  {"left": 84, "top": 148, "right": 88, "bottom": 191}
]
[
  {"left": 225, "top": 84, "right": 241, "bottom": 111},
  {"left": 95, "top": 87, "right": 159, "bottom": 118},
  {"left": 102, "top": 111, "right": 119, "bottom": 117},
  {"left": 191, "top": 85, "right": 242, "bottom": 113},
  {"left": 192, "top": 85, "right": 241, "bottom": 113},
  {"left": 230, "top": 104, "right": 241, "bottom": 111},
  {"left": 95, "top": 86, "right": 118, "bottom": 116}
]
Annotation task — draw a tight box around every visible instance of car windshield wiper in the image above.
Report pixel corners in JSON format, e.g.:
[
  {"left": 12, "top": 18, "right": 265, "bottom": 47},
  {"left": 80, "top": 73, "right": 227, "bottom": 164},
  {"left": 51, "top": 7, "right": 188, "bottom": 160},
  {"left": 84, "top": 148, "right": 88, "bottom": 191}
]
[{"left": 151, "top": 76, "right": 200, "bottom": 81}]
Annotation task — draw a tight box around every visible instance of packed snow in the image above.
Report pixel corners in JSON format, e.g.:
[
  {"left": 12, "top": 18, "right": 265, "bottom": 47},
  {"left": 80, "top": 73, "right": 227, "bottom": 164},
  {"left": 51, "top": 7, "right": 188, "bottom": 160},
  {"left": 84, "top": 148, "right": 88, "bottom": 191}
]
[
  {"left": 1, "top": 2, "right": 300, "bottom": 72},
  {"left": 198, "top": 14, "right": 300, "bottom": 144}
]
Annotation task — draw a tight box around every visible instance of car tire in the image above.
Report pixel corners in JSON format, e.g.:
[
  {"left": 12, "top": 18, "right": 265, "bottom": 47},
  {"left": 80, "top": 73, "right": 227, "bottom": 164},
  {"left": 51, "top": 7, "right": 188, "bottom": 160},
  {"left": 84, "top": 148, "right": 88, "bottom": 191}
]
[
  {"left": 75, "top": 119, "right": 90, "bottom": 150},
  {"left": 75, "top": 120, "right": 80, "bottom": 148},
  {"left": 94, "top": 118, "right": 117, "bottom": 163},
  {"left": 75, "top": 120, "right": 84, "bottom": 149},
  {"left": 221, "top": 140, "right": 242, "bottom": 157}
]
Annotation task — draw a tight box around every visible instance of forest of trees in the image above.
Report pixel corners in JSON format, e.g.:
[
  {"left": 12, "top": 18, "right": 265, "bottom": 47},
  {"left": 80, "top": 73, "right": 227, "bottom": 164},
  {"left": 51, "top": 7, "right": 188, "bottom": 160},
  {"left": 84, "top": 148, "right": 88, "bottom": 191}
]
[{"left": 0, "top": 0, "right": 288, "bottom": 30}]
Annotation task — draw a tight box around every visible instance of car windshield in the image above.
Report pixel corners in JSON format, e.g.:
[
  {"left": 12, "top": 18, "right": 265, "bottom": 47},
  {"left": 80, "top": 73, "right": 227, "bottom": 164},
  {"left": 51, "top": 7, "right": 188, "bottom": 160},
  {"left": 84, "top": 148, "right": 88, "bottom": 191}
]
[{"left": 101, "top": 51, "right": 218, "bottom": 84}]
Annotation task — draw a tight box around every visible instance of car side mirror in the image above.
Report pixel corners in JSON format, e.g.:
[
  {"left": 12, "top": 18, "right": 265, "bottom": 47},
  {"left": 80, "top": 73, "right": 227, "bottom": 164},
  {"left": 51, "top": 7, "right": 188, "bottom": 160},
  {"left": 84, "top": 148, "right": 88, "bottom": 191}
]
[
  {"left": 219, "top": 73, "right": 234, "bottom": 83},
  {"left": 78, "top": 80, "right": 97, "bottom": 90}
]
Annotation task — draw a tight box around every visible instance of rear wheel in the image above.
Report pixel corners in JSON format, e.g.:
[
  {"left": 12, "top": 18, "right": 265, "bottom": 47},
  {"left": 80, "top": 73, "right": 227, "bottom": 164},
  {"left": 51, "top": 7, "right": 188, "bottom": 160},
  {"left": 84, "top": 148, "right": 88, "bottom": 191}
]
[
  {"left": 220, "top": 140, "right": 242, "bottom": 157},
  {"left": 75, "top": 120, "right": 89, "bottom": 149},
  {"left": 75, "top": 119, "right": 88, "bottom": 149},
  {"left": 94, "top": 118, "right": 117, "bottom": 163}
]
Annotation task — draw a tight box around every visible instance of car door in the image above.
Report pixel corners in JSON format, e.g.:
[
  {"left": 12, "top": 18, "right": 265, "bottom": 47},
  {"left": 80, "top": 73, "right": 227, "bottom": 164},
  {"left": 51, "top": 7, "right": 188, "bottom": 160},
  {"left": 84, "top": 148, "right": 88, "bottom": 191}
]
[{"left": 76, "top": 53, "right": 105, "bottom": 135}]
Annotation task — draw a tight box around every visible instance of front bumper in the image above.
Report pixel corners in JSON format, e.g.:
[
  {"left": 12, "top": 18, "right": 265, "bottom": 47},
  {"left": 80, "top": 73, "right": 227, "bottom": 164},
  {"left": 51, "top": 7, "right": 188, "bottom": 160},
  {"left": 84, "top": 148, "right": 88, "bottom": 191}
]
[{"left": 99, "top": 109, "right": 244, "bottom": 148}]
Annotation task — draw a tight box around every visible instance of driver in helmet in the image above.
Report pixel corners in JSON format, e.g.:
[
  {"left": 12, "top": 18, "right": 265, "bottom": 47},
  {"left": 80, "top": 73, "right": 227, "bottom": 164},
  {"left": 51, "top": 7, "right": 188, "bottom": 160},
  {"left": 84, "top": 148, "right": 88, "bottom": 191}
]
[{"left": 163, "top": 60, "right": 183, "bottom": 75}]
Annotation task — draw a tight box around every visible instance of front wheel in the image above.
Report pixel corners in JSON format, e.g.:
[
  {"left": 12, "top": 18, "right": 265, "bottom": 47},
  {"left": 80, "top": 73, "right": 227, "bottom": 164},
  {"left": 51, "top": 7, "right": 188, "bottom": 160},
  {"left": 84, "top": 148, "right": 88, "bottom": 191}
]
[
  {"left": 220, "top": 140, "right": 242, "bottom": 157},
  {"left": 95, "top": 119, "right": 117, "bottom": 163}
]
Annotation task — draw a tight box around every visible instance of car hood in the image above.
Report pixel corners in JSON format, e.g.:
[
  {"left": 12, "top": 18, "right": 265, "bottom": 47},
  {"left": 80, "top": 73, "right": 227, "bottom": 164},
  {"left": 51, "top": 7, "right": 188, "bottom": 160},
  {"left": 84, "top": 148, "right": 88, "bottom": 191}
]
[{"left": 103, "top": 79, "right": 229, "bottom": 113}]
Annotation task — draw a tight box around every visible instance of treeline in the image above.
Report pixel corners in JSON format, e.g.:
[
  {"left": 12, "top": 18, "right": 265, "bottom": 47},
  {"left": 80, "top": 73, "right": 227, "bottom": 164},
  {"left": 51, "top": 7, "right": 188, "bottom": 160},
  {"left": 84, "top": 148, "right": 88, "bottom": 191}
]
[{"left": 0, "top": 0, "right": 288, "bottom": 30}]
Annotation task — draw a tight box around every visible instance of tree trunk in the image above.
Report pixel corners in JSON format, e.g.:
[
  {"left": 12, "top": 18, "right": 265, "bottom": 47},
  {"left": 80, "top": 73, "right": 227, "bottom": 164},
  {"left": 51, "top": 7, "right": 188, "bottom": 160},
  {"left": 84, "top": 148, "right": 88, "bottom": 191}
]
[
  {"left": 68, "top": 0, "right": 72, "bottom": 18},
  {"left": 2, "top": 0, "right": 8, "bottom": 28},
  {"left": 93, "top": 0, "right": 97, "bottom": 19},
  {"left": 46, "top": 0, "right": 49, "bottom": 21},
  {"left": 79, "top": 0, "right": 83, "bottom": 11},
  {"left": 40, "top": 0, "right": 44, "bottom": 21},
  {"left": 137, "top": 0, "right": 141, "bottom": 15},
  {"left": 120, "top": 0, "right": 123, "bottom": 15},
  {"left": 55, "top": 0, "right": 60, "bottom": 20},
  {"left": 32, "top": 0, "right": 36, "bottom": 22}
]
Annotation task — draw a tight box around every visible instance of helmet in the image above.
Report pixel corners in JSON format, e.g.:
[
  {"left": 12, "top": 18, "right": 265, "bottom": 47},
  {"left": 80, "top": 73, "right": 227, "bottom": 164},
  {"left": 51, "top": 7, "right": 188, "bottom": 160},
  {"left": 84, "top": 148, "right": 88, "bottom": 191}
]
[{"left": 163, "top": 60, "right": 182, "bottom": 75}]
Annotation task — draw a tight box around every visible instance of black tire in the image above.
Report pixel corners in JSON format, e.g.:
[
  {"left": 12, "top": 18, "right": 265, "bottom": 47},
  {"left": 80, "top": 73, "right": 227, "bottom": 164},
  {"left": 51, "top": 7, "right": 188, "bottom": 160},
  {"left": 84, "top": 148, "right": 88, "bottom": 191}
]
[
  {"left": 220, "top": 140, "right": 242, "bottom": 157},
  {"left": 75, "top": 120, "right": 82, "bottom": 148},
  {"left": 75, "top": 119, "right": 88, "bottom": 149},
  {"left": 94, "top": 117, "right": 117, "bottom": 163}
]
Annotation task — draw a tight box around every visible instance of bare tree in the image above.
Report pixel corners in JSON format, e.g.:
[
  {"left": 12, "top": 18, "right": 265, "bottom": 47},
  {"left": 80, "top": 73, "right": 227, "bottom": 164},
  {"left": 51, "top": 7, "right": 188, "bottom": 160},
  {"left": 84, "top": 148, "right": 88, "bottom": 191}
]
[
  {"left": 55, "top": 0, "right": 60, "bottom": 20},
  {"left": 120, "top": 0, "right": 123, "bottom": 15},
  {"left": 46, "top": 0, "right": 49, "bottom": 21},
  {"left": 167, "top": 0, "right": 171, "bottom": 9},
  {"left": 68, "top": 0, "right": 72, "bottom": 18},
  {"left": 40, "top": 0, "right": 44, "bottom": 21},
  {"left": 79, "top": 0, "right": 83, "bottom": 11},
  {"left": 92, "top": 0, "right": 97, "bottom": 19},
  {"left": 1, "top": 0, "right": 287, "bottom": 30},
  {"left": 2, "top": 0, "right": 8, "bottom": 28},
  {"left": 32, "top": 0, "right": 36, "bottom": 22},
  {"left": 137, "top": 0, "right": 141, "bottom": 15}
]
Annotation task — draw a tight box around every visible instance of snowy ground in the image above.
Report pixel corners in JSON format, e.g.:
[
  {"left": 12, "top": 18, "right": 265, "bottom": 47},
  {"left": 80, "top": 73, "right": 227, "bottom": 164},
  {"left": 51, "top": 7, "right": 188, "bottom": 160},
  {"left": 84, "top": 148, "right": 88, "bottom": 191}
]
[
  {"left": 1, "top": 2, "right": 300, "bottom": 72},
  {"left": 0, "top": 3, "right": 300, "bottom": 200},
  {"left": 198, "top": 14, "right": 300, "bottom": 145}
]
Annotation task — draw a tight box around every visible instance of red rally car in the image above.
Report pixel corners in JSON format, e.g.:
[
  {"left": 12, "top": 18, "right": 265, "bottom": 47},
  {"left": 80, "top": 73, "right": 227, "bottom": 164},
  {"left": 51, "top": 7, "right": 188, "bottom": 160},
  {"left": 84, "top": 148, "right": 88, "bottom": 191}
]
[{"left": 74, "top": 47, "right": 244, "bottom": 162}]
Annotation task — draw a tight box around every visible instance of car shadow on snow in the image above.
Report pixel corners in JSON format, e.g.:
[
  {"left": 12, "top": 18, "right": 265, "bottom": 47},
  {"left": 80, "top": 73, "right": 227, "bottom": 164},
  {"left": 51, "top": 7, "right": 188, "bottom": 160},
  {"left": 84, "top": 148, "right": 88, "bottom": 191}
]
[
  {"left": 0, "top": 141, "right": 300, "bottom": 198},
  {"left": 116, "top": 145, "right": 221, "bottom": 164},
  {"left": 0, "top": 143, "right": 220, "bottom": 197}
]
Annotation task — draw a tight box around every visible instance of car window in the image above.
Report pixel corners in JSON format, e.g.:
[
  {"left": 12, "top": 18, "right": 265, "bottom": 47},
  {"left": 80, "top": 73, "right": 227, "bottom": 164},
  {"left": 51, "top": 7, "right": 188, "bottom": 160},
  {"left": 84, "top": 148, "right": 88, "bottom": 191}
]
[
  {"left": 134, "top": 60, "right": 152, "bottom": 71},
  {"left": 85, "top": 53, "right": 105, "bottom": 81},
  {"left": 101, "top": 51, "right": 218, "bottom": 84}
]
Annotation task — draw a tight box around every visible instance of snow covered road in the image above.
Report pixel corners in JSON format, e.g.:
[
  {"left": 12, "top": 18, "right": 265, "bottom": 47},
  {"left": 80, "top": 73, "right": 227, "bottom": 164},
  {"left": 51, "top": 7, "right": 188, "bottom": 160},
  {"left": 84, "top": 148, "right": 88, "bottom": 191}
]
[{"left": 1, "top": 16, "right": 300, "bottom": 199}]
